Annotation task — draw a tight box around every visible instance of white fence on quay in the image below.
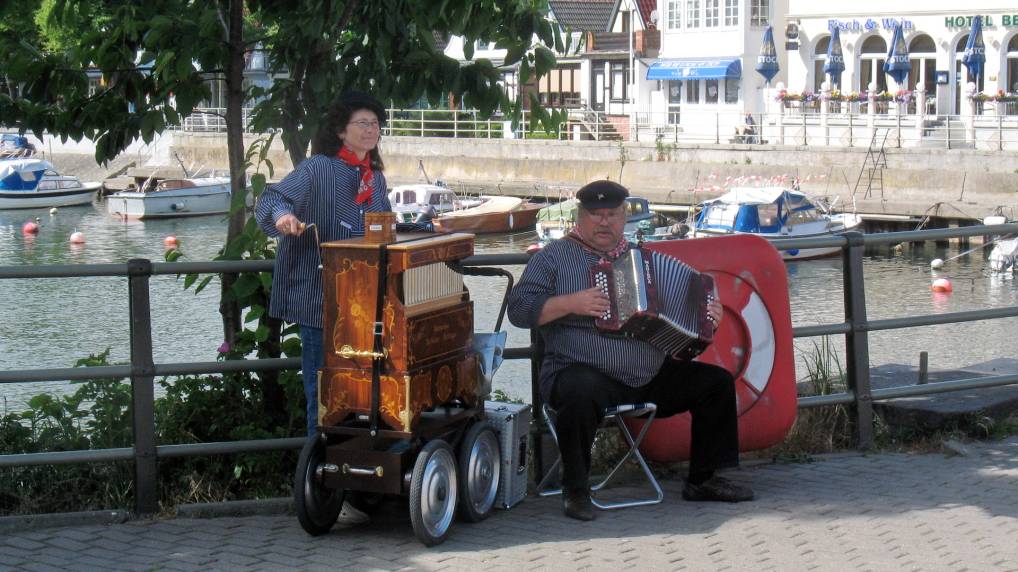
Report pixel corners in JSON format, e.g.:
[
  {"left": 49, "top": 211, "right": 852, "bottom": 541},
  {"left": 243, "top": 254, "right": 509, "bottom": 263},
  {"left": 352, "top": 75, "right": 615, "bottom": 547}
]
[{"left": 176, "top": 104, "right": 1018, "bottom": 152}]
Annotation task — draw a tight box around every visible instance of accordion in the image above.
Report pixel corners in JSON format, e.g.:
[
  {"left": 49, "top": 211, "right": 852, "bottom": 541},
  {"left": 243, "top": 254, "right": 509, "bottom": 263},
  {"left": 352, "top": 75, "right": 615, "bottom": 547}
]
[{"left": 591, "top": 247, "right": 715, "bottom": 360}]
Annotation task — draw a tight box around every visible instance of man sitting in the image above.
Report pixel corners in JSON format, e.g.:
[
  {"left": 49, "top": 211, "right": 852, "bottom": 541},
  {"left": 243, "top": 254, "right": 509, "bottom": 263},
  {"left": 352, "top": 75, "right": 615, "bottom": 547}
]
[{"left": 507, "top": 180, "right": 753, "bottom": 521}]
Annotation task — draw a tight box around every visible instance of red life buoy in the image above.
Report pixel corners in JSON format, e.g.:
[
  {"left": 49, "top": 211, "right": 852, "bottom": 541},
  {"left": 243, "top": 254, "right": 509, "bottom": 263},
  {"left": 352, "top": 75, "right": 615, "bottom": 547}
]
[{"left": 632, "top": 234, "right": 797, "bottom": 462}]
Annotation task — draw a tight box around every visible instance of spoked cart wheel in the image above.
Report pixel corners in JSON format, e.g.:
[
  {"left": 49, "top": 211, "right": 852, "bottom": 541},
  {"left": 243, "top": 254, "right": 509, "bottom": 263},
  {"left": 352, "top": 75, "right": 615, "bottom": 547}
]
[
  {"left": 409, "top": 439, "right": 459, "bottom": 546},
  {"left": 294, "top": 435, "right": 344, "bottom": 536},
  {"left": 458, "top": 423, "right": 501, "bottom": 522}
]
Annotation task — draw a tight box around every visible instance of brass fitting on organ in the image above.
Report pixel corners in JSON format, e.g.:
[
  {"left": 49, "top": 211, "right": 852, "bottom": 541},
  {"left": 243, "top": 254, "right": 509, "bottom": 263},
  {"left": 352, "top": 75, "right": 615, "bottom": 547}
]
[{"left": 336, "top": 344, "right": 388, "bottom": 360}]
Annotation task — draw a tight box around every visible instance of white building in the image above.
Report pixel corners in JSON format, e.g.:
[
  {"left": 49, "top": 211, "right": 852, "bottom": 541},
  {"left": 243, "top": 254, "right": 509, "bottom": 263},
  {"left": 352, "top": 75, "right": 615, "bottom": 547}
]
[
  {"left": 786, "top": 1, "right": 1018, "bottom": 116},
  {"left": 645, "top": 0, "right": 788, "bottom": 138}
]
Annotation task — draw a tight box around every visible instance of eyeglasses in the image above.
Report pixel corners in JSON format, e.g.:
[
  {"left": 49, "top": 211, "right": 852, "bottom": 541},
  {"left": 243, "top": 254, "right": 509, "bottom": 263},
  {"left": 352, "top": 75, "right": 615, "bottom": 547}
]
[{"left": 348, "top": 120, "right": 381, "bottom": 130}]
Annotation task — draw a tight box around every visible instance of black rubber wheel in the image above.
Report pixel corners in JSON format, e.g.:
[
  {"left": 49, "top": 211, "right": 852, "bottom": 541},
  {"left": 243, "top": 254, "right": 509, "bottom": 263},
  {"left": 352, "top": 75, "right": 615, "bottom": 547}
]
[
  {"left": 458, "top": 423, "right": 501, "bottom": 522},
  {"left": 294, "top": 435, "right": 343, "bottom": 536},
  {"left": 409, "top": 439, "right": 458, "bottom": 546}
]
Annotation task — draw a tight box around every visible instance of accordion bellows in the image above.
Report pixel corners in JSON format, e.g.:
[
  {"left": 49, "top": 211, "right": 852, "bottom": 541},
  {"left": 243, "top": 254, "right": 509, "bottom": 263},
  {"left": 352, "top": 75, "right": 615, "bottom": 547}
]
[{"left": 592, "top": 248, "right": 715, "bottom": 360}]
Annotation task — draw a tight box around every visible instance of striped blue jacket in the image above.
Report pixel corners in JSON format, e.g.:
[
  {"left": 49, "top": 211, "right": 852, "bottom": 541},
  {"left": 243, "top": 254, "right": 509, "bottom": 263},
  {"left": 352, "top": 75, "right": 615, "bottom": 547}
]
[
  {"left": 507, "top": 238, "right": 668, "bottom": 402},
  {"left": 256, "top": 154, "right": 427, "bottom": 328}
]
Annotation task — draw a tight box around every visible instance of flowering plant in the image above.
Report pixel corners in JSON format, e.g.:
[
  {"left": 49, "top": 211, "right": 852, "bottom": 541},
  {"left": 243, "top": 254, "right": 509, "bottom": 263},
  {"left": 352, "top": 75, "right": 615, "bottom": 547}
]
[
  {"left": 775, "top": 90, "right": 819, "bottom": 103},
  {"left": 821, "top": 89, "right": 843, "bottom": 101},
  {"left": 968, "top": 91, "right": 991, "bottom": 102},
  {"left": 991, "top": 89, "right": 1018, "bottom": 103},
  {"left": 894, "top": 89, "right": 913, "bottom": 104}
]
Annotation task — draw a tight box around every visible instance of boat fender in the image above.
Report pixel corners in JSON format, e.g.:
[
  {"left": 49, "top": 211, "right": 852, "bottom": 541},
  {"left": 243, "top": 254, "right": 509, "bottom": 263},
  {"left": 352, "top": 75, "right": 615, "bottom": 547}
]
[
  {"left": 931, "top": 278, "right": 952, "bottom": 293},
  {"left": 508, "top": 213, "right": 514, "bottom": 229},
  {"left": 69, "top": 231, "right": 86, "bottom": 244},
  {"left": 171, "top": 202, "right": 186, "bottom": 211},
  {"left": 930, "top": 258, "right": 944, "bottom": 269},
  {"left": 787, "top": 249, "right": 799, "bottom": 257},
  {"left": 49, "top": 207, "right": 58, "bottom": 215},
  {"left": 22, "top": 221, "right": 39, "bottom": 235}
]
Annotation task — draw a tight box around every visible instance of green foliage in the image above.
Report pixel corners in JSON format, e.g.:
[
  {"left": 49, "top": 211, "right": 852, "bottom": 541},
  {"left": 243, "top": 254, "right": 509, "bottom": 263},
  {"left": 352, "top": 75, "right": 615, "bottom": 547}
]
[
  {"left": 2, "top": 1, "right": 563, "bottom": 164},
  {"left": 0, "top": 349, "right": 304, "bottom": 515}
]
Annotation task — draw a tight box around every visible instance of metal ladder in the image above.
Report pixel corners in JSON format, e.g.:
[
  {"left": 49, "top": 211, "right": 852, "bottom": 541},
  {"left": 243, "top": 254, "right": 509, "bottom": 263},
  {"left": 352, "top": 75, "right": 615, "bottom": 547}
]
[{"left": 853, "top": 129, "right": 888, "bottom": 200}]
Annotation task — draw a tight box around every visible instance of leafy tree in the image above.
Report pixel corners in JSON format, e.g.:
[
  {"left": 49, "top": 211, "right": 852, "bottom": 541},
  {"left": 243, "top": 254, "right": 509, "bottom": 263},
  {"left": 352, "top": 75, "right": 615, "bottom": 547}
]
[{"left": 0, "top": 0, "right": 565, "bottom": 427}]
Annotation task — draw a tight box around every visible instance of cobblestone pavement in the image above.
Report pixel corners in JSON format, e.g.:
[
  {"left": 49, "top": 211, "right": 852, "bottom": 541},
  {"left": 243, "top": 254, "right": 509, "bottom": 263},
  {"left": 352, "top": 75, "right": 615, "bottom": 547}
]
[{"left": 3, "top": 437, "right": 1017, "bottom": 571}]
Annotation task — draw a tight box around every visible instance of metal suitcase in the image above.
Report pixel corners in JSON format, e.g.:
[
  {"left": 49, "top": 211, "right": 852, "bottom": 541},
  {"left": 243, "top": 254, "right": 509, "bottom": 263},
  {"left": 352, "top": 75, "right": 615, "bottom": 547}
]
[{"left": 484, "top": 401, "right": 531, "bottom": 509}]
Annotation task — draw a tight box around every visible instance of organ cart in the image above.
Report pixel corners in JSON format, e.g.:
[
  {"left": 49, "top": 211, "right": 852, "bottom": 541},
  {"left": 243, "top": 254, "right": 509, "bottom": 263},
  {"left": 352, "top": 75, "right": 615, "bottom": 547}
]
[{"left": 293, "top": 225, "right": 513, "bottom": 546}]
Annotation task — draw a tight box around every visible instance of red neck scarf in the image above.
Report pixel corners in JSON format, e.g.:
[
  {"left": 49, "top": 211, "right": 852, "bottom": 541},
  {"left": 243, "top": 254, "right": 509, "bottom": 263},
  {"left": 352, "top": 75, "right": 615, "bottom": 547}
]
[
  {"left": 566, "top": 227, "right": 629, "bottom": 262},
  {"left": 337, "top": 145, "right": 373, "bottom": 205}
]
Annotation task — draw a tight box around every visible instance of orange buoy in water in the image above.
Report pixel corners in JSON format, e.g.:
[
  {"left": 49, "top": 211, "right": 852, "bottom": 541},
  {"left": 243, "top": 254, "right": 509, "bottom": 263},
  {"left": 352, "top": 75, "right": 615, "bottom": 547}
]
[
  {"left": 163, "top": 235, "right": 179, "bottom": 249},
  {"left": 69, "top": 231, "right": 86, "bottom": 244},
  {"left": 931, "top": 278, "right": 953, "bottom": 293},
  {"left": 22, "top": 221, "right": 39, "bottom": 234}
]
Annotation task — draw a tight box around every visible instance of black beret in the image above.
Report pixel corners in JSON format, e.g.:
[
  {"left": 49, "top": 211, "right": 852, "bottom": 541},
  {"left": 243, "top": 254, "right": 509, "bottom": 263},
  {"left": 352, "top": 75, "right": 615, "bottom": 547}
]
[
  {"left": 339, "top": 91, "right": 388, "bottom": 126},
  {"left": 576, "top": 180, "right": 629, "bottom": 209}
]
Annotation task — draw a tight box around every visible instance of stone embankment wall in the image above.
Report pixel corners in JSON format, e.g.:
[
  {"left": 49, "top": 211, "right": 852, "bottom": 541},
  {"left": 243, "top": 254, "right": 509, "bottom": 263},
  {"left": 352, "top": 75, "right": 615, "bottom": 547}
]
[
  {"left": 173, "top": 132, "right": 1018, "bottom": 219},
  {"left": 18, "top": 128, "right": 1018, "bottom": 219}
]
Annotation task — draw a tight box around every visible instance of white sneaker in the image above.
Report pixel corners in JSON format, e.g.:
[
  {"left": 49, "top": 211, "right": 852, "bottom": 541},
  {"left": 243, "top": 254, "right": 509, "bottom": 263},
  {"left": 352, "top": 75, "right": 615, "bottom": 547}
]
[{"left": 336, "top": 499, "right": 370, "bottom": 525}]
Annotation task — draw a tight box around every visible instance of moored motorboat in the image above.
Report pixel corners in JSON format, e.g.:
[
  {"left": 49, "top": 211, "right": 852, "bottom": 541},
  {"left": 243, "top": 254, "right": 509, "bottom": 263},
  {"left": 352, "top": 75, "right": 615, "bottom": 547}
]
[
  {"left": 387, "top": 182, "right": 483, "bottom": 223},
  {"left": 431, "top": 195, "right": 546, "bottom": 234},
  {"left": 106, "top": 174, "right": 245, "bottom": 219},
  {"left": 691, "top": 187, "right": 862, "bottom": 261},
  {"left": 0, "top": 158, "right": 100, "bottom": 209}
]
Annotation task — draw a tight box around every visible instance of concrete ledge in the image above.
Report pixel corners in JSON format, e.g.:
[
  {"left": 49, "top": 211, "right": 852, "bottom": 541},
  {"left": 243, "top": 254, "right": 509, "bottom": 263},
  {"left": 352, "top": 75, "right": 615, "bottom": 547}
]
[{"left": 0, "top": 509, "right": 130, "bottom": 533}]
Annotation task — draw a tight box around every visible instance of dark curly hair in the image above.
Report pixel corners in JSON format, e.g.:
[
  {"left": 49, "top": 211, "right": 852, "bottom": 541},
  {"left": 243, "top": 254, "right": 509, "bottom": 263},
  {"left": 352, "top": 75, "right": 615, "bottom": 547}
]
[{"left": 310, "top": 92, "right": 387, "bottom": 171}]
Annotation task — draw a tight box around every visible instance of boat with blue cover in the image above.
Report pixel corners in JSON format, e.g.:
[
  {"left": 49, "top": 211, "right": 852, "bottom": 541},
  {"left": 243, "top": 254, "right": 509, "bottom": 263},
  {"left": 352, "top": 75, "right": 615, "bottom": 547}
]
[
  {"left": 691, "top": 187, "right": 862, "bottom": 260},
  {"left": 0, "top": 158, "right": 100, "bottom": 209}
]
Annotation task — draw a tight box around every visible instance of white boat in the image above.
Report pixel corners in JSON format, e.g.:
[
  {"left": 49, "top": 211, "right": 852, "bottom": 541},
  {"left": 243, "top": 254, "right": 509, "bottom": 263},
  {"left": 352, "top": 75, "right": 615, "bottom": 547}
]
[
  {"left": 691, "top": 187, "right": 863, "bottom": 261},
  {"left": 387, "top": 183, "right": 483, "bottom": 223},
  {"left": 989, "top": 238, "right": 1018, "bottom": 273},
  {"left": 106, "top": 175, "right": 240, "bottom": 219},
  {"left": 0, "top": 158, "right": 100, "bottom": 209}
]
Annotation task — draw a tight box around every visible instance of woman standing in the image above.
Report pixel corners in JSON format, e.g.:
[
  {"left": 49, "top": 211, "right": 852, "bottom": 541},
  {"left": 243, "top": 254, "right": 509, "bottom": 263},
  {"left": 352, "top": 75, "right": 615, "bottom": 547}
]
[{"left": 256, "top": 91, "right": 431, "bottom": 436}]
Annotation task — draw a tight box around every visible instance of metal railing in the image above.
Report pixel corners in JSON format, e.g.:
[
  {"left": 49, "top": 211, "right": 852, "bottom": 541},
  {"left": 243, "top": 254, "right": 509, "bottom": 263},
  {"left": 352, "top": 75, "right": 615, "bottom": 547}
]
[
  {"left": 174, "top": 106, "right": 1018, "bottom": 150},
  {"left": 630, "top": 109, "right": 1018, "bottom": 151},
  {"left": 2, "top": 225, "right": 1018, "bottom": 516}
]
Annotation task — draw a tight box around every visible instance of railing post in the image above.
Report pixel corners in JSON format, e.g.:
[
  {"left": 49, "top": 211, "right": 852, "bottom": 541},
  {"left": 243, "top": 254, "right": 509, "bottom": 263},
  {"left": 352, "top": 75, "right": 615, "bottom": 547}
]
[
  {"left": 127, "top": 258, "right": 159, "bottom": 515},
  {"left": 715, "top": 112, "right": 719, "bottom": 144},
  {"left": 841, "top": 233, "right": 874, "bottom": 449}
]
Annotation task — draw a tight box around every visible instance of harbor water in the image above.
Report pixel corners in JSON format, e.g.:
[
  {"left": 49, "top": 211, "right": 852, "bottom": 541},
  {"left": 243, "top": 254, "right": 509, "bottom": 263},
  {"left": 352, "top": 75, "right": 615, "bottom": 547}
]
[{"left": 0, "top": 200, "right": 1015, "bottom": 413}]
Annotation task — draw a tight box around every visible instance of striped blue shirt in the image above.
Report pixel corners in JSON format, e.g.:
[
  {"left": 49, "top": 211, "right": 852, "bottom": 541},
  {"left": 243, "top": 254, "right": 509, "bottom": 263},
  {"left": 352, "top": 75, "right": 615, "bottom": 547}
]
[
  {"left": 507, "top": 238, "right": 668, "bottom": 402},
  {"left": 256, "top": 154, "right": 429, "bottom": 328}
]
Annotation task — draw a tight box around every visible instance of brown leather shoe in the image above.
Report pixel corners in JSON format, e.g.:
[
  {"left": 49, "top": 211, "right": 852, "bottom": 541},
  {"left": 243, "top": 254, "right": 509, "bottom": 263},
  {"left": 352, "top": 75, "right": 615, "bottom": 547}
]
[
  {"left": 563, "top": 489, "right": 597, "bottom": 521},
  {"left": 682, "top": 475, "right": 754, "bottom": 503}
]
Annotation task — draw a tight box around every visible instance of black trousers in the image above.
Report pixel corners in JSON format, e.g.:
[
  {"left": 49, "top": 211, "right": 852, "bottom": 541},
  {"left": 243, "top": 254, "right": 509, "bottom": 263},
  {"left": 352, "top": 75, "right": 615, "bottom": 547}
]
[{"left": 548, "top": 360, "right": 740, "bottom": 491}]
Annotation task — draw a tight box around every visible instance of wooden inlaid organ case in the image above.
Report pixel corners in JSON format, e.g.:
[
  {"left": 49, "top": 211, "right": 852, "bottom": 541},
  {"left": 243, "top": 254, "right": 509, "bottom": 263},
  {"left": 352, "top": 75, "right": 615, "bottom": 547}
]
[{"left": 318, "top": 233, "right": 479, "bottom": 432}]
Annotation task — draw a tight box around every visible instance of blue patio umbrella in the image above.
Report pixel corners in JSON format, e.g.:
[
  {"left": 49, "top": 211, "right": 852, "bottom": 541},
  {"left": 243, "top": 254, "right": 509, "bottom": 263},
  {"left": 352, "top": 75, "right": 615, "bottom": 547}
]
[
  {"left": 961, "top": 15, "right": 985, "bottom": 83},
  {"left": 755, "top": 26, "right": 780, "bottom": 84},
  {"left": 823, "top": 27, "right": 846, "bottom": 88},
  {"left": 883, "top": 23, "right": 911, "bottom": 86}
]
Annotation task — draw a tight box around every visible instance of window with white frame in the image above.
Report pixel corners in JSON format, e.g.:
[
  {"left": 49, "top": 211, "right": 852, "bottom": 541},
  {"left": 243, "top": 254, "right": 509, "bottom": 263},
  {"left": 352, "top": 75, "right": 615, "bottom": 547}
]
[
  {"left": 609, "top": 61, "right": 628, "bottom": 101},
  {"left": 724, "top": 77, "right": 739, "bottom": 103},
  {"left": 687, "top": 0, "right": 700, "bottom": 28},
  {"left": 705, "top": 0, "right": 719, "bottom": 28},
  {"left": 750, "top": 0, "right": 769, "bottom": 26},
  {"left": 667, "top": 0, "right": 681, "bottom": 29},
  {"left": 724, "top": 0, "right": 738, "bottom": 26}
]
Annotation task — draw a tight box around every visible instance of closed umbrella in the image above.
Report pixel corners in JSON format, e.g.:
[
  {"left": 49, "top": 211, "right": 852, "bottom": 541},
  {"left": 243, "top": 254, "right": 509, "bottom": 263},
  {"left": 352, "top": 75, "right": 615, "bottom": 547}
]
[
  {"left": 883, "top": 23, "right": 911, "bottom": 87},
  {"left": 755, "top": 26, "right": 780, "bottom": 84},
  {"left": 823, "top": 28, "right": 845, "bottom": 88},
  {"left": 961, "top": 15, "right": 985, "bottom": 84}
]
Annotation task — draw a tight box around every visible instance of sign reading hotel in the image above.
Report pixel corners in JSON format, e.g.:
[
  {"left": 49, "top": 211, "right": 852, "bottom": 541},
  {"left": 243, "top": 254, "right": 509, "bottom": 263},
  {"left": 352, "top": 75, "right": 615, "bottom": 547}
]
[{"left": 945, "top": 15, "right": 1018, "bottom": 28}]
